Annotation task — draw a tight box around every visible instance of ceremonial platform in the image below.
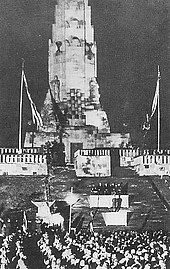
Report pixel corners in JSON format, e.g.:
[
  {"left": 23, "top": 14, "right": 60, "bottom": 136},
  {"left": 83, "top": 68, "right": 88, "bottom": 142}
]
[{"left": 89, "top": 195, "right": 129, "bottom": 208}]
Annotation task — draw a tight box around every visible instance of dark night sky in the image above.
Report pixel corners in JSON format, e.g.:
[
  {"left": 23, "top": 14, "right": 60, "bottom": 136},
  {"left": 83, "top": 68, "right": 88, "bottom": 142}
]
[{"left": 0, "top": 0, "right": 170, "bottom": 148}]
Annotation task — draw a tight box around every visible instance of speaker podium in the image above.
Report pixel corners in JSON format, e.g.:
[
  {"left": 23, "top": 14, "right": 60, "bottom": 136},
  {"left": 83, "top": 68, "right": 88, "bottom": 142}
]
[{"left": 102, "top": 210, "right": 128, "bottom": 226}]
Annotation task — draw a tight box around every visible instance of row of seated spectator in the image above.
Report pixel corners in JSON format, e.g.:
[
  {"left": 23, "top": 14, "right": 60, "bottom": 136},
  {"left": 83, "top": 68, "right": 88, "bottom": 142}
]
[
  {"left": 0, "top": 224, "right": 169, "bottom": 269},
  {"left": 90, "top": 182, "right": 128, "bottom": 195}
]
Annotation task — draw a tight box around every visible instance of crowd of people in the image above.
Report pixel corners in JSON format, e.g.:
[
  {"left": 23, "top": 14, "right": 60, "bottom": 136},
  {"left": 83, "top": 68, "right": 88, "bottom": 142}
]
[
  {"left": 0, "top": 178, "right": 169, "bottom": 268},
  {"left": 0, "top": 225, "right": 169, "bottom": 269},
  {"left": 90, "top": 182, "right": 128, "bottom": 195}
]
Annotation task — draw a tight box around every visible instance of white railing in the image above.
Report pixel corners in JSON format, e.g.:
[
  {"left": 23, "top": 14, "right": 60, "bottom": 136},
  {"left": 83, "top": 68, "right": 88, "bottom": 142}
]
[
  {"left": 119, "top": 148, "right": 170, "bottom": 158},
  {"left": 0, "top": 147, "right": 43, "bottom": 154},
  {"left": 78, "top": 149, "right": 110, "bottom": 156},
  {"left": 0, "top": 154, "right": 46, "bottom": 164}
]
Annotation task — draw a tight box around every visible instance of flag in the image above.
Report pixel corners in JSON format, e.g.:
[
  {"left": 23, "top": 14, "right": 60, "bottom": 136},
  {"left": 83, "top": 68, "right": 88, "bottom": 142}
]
[
  {"left": 72, "top": 213, "right": 84, "bottom": 234},
  {"left": 142, "top": 113, "right": 150, "bottom": 131},
  {"left": 150, "top": 66, "right": 161, "bottom": 119},
  {"left": 22, "top": 211, "right": 28, "bottom": 234},
  {"left": 49, "top": 89, "right": 67, "bottom": 127},
  {"left": 23, "top": 72, "right": 43, "bottom": 129}
]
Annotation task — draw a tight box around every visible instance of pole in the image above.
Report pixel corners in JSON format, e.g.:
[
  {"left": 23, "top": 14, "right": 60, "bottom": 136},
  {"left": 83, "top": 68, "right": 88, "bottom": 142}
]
[
  {"left": 18, "top": 59, "right": 24, "bottom": 153},
  {"left": 157, "top": 65, "right": 160, "bottom": 152},
  {"left": 157, "top": 87, "right": 160, "bottom": 152},
  {"left": 59, "top": 127, "right": 62, "bottom": 144},
  {"left": 31, "top": 132, "right": 35, "bottom": 148},
  {"left": 69, "top": 187, "right": 73, "bottom": 234}
]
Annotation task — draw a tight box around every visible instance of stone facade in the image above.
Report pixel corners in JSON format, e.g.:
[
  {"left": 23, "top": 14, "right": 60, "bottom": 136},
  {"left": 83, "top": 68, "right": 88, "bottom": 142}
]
[{"left": 24, "top": 0, "right": 130, "bottom": 163}]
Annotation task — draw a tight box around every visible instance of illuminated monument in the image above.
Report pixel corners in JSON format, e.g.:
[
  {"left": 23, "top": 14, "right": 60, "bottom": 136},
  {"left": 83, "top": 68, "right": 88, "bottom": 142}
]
[
  {"left": 24, "top": 0, "right": 129, "bottom": 163},
  {"left": 44, "top": 0, "right": 110, "bottom": 133}
]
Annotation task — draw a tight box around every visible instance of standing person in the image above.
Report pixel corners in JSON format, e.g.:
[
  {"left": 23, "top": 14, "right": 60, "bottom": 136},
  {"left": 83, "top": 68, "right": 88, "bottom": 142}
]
[
  {"left": 0, "top": 218, "right": 4, "bottom": 247},
  {"left": 115, "top": 195, "right": 122, "bottom": 212},
  {"left": 112, "top": 195, "right": 117, "bottom": 212},
  {"left": 6, "top": 219, "right": 11, "bottom": 236},
  {"left": 1, "top": 223, "right": 6, "bottom": 237},
  {"left": 89, "top": 211, "right": 94, "bottom": 233},
  {"left": 0, "top": 218, "right": 4, "bottom": 235}
]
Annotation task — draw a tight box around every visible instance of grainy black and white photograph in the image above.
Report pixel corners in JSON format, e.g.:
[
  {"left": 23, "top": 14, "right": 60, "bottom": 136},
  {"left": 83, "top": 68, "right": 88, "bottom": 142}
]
[{"left": 0, "top": 0, "right": 170, "bottom": 268}]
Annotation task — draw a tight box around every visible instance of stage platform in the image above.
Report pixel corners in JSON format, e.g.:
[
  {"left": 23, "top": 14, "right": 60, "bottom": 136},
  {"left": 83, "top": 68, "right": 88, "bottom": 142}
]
[{"left": 89, "top": 195, "right": 129, "bottom": 208}]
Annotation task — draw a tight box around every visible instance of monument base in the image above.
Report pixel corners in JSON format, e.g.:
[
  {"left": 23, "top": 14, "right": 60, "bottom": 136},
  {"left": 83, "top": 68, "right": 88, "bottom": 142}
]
[{"left": 102, "top": 210, "right": 128, "bottom": 226}]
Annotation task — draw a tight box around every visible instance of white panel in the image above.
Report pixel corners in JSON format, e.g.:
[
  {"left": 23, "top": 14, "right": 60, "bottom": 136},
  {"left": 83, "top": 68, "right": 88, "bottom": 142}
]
[{"left": 102, "top": 211, "right": 128, "bottom": 226}]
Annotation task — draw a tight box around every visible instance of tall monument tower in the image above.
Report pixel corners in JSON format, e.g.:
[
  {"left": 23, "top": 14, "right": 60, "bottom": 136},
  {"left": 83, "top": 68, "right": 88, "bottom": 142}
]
[
  {"left": 24, "top": 0, "right": 110, "bottom": 163},
  {"left": 49, "top": 0, "right": 98, "bottom": 102}
]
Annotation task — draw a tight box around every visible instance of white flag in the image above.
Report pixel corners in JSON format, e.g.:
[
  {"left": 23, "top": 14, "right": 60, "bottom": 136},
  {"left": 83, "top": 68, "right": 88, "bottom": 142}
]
[
  {"left": 150, "top": 66, "right": 160, "bottom": 119},
  {"left": 23, "top": 72, "right": 43, "bottom": 129}
]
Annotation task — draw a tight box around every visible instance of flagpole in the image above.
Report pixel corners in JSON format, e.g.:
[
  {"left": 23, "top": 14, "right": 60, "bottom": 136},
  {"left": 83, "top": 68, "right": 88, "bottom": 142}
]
[
  {"left": 18, "top": 59, "right": 24, "bottom": 153},
  {"left": 69, "top": 187, "right": 73, "bottom": 234},
  {"left": 157, "top": 65, "right": 160, "bottom": 152}
]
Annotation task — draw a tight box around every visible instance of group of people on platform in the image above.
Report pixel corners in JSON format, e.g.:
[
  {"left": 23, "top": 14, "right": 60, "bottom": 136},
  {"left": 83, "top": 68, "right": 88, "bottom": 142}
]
[
  {"left": 111, "top": 196, "right": 122, "bottom": 212},
  {"left": 90, "top": 182, "right": 128, "bottom": 196},
  {"left": 0, "top": 223, "right": 169, "bottom": 269}
]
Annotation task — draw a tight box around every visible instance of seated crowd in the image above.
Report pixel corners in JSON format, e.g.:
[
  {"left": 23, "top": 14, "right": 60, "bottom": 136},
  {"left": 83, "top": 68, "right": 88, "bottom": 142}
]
[
  {"left": 91, "top": 182, "right": 128, "bottom": 195},
  {"left": 0, "top": 220, "right": 169, "bottom": 269}
]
